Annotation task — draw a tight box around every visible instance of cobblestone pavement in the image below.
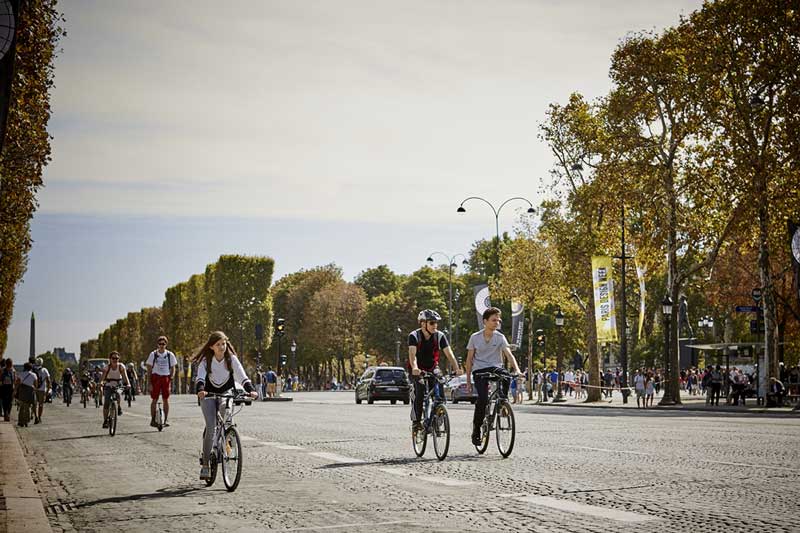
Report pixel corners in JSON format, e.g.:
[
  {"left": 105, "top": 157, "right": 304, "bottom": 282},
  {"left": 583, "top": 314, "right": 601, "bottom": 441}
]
[{"left": 16, "top": 392, "right": 800, "bottom": 532}]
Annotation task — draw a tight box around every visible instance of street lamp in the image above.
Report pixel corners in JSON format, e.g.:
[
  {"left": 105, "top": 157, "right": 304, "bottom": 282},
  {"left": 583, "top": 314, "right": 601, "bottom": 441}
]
[
  {"left": 659, "top": 295, "right": 675, "bottom": 405},
  {"left": 426, "top": 252, "right": 468, "bottom": 340},
  {"left": 457, "top": 196, "right": 536, "bottom": 277},
  {"left": 394, "top": 326, "right": 402, "bottom": 366},
  {"left": 553, "top": 308, "right": 567, "bottom": 402},
  {"left": 290, "top": 340, "right": 297, "bottom": 374}
]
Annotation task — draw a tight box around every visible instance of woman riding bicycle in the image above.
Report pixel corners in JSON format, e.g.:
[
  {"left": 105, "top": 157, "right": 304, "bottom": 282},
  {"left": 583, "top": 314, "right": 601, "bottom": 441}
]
[
  {"left": 194, "top": 331, "right": 258, "bottom": 481},
  {"left": 100, "top": 351, "right": 130, "bottom": 428}
]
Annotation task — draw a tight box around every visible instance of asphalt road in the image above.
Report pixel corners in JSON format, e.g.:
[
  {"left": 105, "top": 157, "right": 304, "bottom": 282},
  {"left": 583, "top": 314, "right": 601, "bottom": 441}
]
[{"left": 17, "top": 392, "right": 800, "bottom": 532}]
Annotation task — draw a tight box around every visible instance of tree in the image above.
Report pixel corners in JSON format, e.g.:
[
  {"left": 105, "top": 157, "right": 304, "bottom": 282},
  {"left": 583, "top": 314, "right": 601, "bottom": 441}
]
[
  {"left": 363, "top": 291, "right": 417, "bottom": 363},
  {"left": 354, "top": 265, "right": 400, "bottom": 300},
  {"left": 0, "top": 1, "right": 64, "bottom": 356}
]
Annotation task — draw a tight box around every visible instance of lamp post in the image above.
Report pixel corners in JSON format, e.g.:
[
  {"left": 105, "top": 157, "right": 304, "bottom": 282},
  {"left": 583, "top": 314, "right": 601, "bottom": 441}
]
[
  {"left": 553, "top": 308, "right": 567, "bottom": 402},
  {"left": 426, "top": 252, "right": 468, "bottom": 340},
  {"left": 457, "top": 196, "right": 535, "bottom": 278},
  {"left": 290, "top": 340, "right": 297, "bottom": 374},
  {"left": 659, "top": 296, "right": 675, "bottom": 405}
]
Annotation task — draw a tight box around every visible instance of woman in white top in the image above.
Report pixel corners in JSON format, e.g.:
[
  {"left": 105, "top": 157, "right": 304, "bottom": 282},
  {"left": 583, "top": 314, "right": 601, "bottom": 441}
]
[{"left": 194, "top": 331, "right": 258, "bottom": 480}]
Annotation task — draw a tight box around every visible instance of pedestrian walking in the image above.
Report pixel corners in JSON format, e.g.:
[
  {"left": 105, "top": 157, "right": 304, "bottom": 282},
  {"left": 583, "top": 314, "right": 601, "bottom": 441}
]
[
  {"left": 1, "top": 358, "right": 15, "bottom": 421},
  {"left": 265, "top": 367, "right": 277, "bottom": 398},
  {"left": 31, "top": 357, "right": 50, "bottom": 424},
  {"left": 710, "top": 365, "right": 723, "bottom": 406},
  {"left": 645, "top": 372, "right": 655, "bottom": 407},
  {"left": 15, "top": 362, "right": 38, "bottom": 427}
]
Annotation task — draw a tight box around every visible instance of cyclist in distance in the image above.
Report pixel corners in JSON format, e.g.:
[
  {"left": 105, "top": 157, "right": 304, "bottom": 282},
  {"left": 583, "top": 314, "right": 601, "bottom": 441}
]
[
  {"left": 194, "top": 331, "right": 258, "bottom": 480},
  {"left": 146, "top": 336, "right": 178, "bottom": 428},
  {"left": 466, "top": 307, "right": 522, "bottom": 446},
  {"left": 79, "top": 369, "right": 93, "bottom": 402},
  {"left": 61, "top": 366, "right": 75, "bottom": 404},
  {"left": 408, "top": 309, "right": 462, "bottom": 432},
  {"left": 100, "top": 351, "right": 131, "bottom": 428}
]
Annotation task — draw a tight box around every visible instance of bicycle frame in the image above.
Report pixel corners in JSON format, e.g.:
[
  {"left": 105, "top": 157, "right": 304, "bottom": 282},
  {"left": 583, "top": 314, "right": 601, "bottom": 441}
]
[{"left": 417, "top": 371, "right": 451, "bottom": 428}]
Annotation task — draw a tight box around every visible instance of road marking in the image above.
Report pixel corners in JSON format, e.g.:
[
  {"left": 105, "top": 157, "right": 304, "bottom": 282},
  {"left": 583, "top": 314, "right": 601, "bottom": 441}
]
[
  {"left": 563, "top": 445, "right": 652, "bottom": 456},
  {"left": 308, "top": 452, "right": 365, "bottom": 464},
  {"left": 239, "top": 435, "right": 258, "bottom": 442},
  {"left": 275, "top": 444, "right": 305, "bottom": 450},
  {"left": 276, "top": 521, "right": 411, "bottom": 531},
  {"left": 378, "top": 467, "right": 475, "bottom": 487},
  {"left": 517, "top": 496, "right": 656, "bottom": 522},
  {"left": 697, "top": 459, "right": 800, "bottom": 472},
  {"left": 257, "top": 441, "right": 284, "bottom": 446}
]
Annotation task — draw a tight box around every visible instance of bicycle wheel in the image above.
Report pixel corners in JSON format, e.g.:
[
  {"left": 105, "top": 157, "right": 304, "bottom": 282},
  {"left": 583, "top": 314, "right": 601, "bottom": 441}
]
[
  {"left": 156, "top": 405, "right": 164, "bottom": 432},
  {"left": 109, "top": 403, "right": 117, "bottom": 436},
  {"left": 82, "top": 392, "right": 87, "bottom": 408},
  {"left": 94, "top": 393, "right": 99, "bottom": 408},
  {"left": 126, "top": 391, "right": 132, "bottom": 408},
  {"left": 475, "top": 415, "right": 491, "bottom": 454},
  {"left": 221, "top": 427, "right": 242, "bottom": 492},
  {"left": 495, "top": 399, "right": 515, "bottom": 458},
  {"left": 207, "top": 454, "right": 218, "bottom": 487},
  {"left": 412, "top": 422, "right": 427, "bottom": 457},
  {"left": 431, "top": 404, "right": 450, "bottom": 461}
]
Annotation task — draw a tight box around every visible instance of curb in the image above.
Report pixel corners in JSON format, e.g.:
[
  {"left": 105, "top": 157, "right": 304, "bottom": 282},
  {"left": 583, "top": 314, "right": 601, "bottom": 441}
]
[
  {"left": 526, "top": 400, "right": 800, "bottom": 416},
  {"left": 0, "top": 422, "right": 52, "bottom": 532},
  {"left": 262, "top": 397, "right": 293, "bottom": 402}
]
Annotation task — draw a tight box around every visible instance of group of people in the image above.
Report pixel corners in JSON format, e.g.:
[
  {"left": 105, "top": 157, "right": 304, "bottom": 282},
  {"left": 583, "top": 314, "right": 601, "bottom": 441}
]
[{"left": 0, "top": 356, "right": 51, "bottom": 426}]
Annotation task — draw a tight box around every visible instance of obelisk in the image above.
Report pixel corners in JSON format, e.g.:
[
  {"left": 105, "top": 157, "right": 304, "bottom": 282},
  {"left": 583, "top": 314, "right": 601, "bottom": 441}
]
[{"left": 29, "top": 312, "right": 35, "bottom": 359}]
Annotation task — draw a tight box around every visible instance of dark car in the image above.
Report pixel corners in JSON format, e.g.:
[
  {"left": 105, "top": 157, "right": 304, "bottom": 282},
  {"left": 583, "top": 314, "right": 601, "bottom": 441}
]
[
  {"left": 355, "top": 366, "right": 410, "bottom": 405},
  {"left": 446, "top": 375, "right": 477, "bottom": 404}
]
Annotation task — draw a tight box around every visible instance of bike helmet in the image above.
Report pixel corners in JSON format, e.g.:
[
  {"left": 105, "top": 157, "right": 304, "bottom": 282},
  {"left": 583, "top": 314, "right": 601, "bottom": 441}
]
[
  {"left": 35, "top": 357, "right": 43, "bottom": 366},
  {"left": 417, "top": 309, "right": 442, "bottom": 322}
]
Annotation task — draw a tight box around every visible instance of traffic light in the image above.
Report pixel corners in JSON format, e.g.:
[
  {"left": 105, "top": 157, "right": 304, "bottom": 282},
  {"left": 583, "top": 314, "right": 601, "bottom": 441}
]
[
  {"left": 276, "top": 318, "right": 286, "bottom": 337},
  {"left": 536, "top": 334, "right": 546, "bottom": 347},
  {"left": 279, "top": 354, "right": 287, "bottom": 366}
]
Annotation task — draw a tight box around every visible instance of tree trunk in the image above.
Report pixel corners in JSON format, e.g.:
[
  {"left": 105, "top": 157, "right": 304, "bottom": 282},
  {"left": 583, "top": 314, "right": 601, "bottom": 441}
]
[
  {"left": 585, "top": 284, "right": 603, "bottom": 402},
  {"left": 757, "top": 169, "right": 778, "bottom": 392}
]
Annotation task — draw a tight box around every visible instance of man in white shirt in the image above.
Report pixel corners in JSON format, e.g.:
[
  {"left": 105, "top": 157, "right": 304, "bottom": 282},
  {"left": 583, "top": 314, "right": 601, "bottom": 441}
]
[
  {"left": 633, "top": 369, "right": 646, "bottom": 408},
  {"left": 32, "top": 356, "right": 50, "bottom": 424},
  {"left": 146, "top": 336, "right": 178, "bottom": 427},
  {"left": 564, "top": 369, "right": 575, "bottom": 397}
]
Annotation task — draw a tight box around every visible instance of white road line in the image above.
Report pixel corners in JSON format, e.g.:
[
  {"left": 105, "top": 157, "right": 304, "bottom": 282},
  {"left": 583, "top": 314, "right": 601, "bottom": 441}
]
[
  {"left": 563, "top": 445, "right": 653, "bottom": 456},
  {"left": 698, "top": 459, "right": 800, "bottom": 472},
  {"left": 275, "top": 444, "right": 305, "bottom": 450},
  {"left": 308, "top": 452, "right": 365, "bottom": 464},
  {"left": 239, "top": 435, "right": 258, "bottom": 442},
  {"left": 517, "top": 496, "right": 657, "bottom": 523},
  {"left": 276, "top": 521, "right": 411, "bottom": 531},
  {"left": 257, "top": 441, "right": 284, "bottom": 446},
  {"left": 377, "top": 467, "right": 475, "bottom": 487}
]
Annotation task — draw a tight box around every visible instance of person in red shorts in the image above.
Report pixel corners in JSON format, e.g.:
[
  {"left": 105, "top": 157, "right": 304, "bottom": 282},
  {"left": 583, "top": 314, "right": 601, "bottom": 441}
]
[{"left": 146, "top": 335, "right": 178, "bottom": 427}]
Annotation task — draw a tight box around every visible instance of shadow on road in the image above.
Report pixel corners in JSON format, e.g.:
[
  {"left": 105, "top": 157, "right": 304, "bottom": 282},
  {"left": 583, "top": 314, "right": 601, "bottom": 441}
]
[
  {"left": 317, "top": 453, "right": 501, "bottom": 469},
  {"left": 77, "top": 485, "right": 204, "bottom": 508},
  {"left": 46, "top": 431, "right": 155, "bottom": 442},
  {"left": 520, "top": 404, "right": 799, "bottom": 419}
]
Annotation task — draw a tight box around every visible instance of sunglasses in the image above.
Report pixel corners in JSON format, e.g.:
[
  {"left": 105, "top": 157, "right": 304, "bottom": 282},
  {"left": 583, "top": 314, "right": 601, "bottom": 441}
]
[
  {"left": 427, "top": 321, "right": 438, "bottom": 325},
  {"left": 111, "top": 357, "right": 119, "bottom": 361},
  {"left": 158, "top": 342, "right": 166, "bottom": 346}
]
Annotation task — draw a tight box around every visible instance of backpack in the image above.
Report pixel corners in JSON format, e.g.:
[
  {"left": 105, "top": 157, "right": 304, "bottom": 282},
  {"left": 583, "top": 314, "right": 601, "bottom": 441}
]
[
  {"left": 408, "top": 329, "right": 440, "bottom": 371},
  {"left": 32, "top": 365, "right": 45, "bottom": 387}
]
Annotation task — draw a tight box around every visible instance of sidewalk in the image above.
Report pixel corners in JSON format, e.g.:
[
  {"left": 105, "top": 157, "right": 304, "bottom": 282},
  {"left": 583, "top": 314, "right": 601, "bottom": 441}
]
[
  {"left": 525, "top": 390, "right": 800, "bottom": 415},
  {"left": 0, "top": 421, "right": 51, "bottom": 532}
]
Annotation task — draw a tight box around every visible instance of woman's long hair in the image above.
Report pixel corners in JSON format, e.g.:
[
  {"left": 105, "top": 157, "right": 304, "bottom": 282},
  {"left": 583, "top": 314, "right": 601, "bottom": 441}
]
[{"left": 192, "top": 331, "right": 237, "bottom": 372}]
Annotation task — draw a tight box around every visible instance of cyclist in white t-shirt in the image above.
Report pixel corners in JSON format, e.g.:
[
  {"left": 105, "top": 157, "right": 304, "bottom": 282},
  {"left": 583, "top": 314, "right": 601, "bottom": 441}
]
[
  {"left": 465, "top": 307, "right": 522, "bottom": 446},
  {"left": 146, "top": 336, "right": 178, "bottom": 428}
]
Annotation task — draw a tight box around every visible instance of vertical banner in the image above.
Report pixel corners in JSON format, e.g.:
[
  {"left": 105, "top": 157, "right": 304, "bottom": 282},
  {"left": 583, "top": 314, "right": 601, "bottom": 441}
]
[
  {"left": 511, "top": 301, "right": 524, "bottom": 349},
  {"left": 636, "top": 261, "right": 646, "bottom": 339},
  {"left": 473, "top": 284, "right": 490, "bottom": 330},
  {"left": 592, "top": 256, "right": 618, "bottom": 343},
  {"left": 791, "top": 221, "right": 800, "bottom": 307}
]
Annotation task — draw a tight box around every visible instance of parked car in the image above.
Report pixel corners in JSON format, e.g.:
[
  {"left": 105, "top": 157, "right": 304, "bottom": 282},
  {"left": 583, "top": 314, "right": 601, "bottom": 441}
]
[
  {"left": 446, "top": 375, "right": 477, "bottom": 404},
  {"left": 355, "top": 366, "right": 410, "bottom": 405}
]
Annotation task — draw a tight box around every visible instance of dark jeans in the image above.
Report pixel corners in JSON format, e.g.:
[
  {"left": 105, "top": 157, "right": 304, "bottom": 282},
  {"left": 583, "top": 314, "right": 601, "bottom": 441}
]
[
  {"left": 412, "top": 375, "right": 440, "bottom": 424},
  {"left": 472, "top": 369, "right": 509, "bottom": 434},
  {"left": 0, "top": 385, "right": 12, "bottom": 418},
  {"left": 710, "top": 383, "right": 722, "bottom": 405}
]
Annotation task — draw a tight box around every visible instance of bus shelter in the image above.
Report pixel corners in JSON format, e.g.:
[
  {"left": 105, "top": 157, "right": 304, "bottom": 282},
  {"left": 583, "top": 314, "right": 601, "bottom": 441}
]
[{"left": 685, "top": 342, "right": 763, "bottom": 404}]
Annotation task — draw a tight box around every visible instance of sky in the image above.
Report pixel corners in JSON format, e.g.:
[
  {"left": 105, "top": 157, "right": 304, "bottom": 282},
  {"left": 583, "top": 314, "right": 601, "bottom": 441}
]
[{"left": 6, "top": 0, "right": 704, "bottom": 360}]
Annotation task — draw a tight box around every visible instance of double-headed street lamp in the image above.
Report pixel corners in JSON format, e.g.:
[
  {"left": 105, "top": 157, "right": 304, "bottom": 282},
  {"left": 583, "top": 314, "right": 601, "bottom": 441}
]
[
  {"left": 457, "top": 197, "right": 535, "bottom": 277},
  {"left": 290, "top": 340, "right": 297, "bottom": 374},
  {"left": 659, "top": 296, "right": 675, "bottom": 405},
  {"left": 426, "top": 252, "right": 468, "bottom": 342},
  {"left": 394, "top": 326, "right": 402, "bottom": 367}
]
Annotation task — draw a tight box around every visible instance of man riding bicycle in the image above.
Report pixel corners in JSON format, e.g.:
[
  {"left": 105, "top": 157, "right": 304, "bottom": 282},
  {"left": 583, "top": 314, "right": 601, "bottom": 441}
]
[
  {"left": 79, "top": 370, "right": 93, "bottom": 402},
  {"left": 100, "top": 351, "right": 131, "bottom": 428},
  {"left": 466, "top": 307, "right": 522, "bottom": 446},
  {"left": 408, "top": 310, "right": 461, "bottom": 432}
]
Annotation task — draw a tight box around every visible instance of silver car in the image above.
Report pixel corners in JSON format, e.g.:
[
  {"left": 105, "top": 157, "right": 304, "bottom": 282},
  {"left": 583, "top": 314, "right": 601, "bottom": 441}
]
[{"left": 446, "top": 375, "right": 477, "bottom": 404}]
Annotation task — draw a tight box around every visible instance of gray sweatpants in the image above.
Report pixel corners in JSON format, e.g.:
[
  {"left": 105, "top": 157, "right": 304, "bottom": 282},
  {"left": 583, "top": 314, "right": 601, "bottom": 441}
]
[{"left": 201, "top": 398, "right": 227, "bottom": 466}]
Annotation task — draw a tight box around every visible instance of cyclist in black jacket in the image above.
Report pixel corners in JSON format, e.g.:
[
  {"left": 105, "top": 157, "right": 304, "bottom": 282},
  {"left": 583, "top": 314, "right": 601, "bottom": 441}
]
[{"left": 408, "top": 310, "right": 462, "bottom": 432}]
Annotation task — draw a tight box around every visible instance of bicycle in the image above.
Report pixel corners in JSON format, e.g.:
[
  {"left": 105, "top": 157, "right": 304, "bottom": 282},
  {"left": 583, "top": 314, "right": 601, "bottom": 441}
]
[
  {"left": 199, "top": 391, "right": 252, "bottom": 492},
  {"left": 81, "top": 387, "right": 89, "bottom": 408},
  {"left": 154, "top": 401, "right": 165, "bottom": 431},
  {"left": 93, "top": 386, "right": 101, "bottom": 408},
  {"left": 105, "top": 385, "right": 126, "bottom": 437},
  {"left": 411, "top": 370, "right": 454, "bottom": 461},
  {"left": 473, "top": 368, "right": 516, "bottom": 458},
  {"left": 123, "top": 386, "right": 133, "bottom": 408},
  {"left": 63, "top": 384, "right": 72, "bottom": 407}
]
